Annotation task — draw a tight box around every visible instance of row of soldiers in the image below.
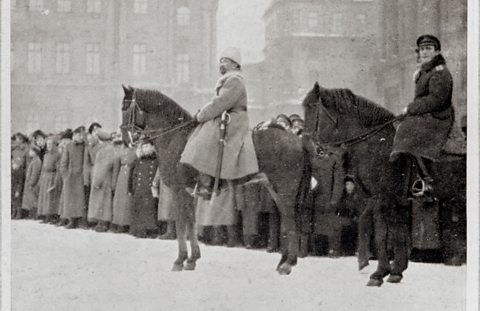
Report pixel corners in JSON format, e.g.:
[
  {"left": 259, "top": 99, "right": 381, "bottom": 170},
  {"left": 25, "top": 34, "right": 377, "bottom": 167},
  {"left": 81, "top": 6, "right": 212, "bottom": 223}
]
[{"left": 11, "top": 115, "right": 317, "bottom": 249}]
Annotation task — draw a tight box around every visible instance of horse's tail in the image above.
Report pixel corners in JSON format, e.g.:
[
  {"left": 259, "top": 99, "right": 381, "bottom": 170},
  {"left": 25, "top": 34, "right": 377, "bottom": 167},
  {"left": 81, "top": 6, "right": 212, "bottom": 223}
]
[{"left": 296, "top": 149, "right": 313, "bottom": 235}]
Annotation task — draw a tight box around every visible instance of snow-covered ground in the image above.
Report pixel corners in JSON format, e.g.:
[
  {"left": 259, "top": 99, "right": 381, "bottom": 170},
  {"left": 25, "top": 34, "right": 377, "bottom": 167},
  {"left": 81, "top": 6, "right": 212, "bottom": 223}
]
[{"left": 12, "top": 220, "right": 466, "bottom": 311}]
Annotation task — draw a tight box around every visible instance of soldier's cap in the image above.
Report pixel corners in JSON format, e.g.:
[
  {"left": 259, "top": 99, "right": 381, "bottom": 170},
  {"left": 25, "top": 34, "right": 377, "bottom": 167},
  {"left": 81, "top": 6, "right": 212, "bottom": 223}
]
[
  {"left": 32, "top": 129, "right": 47, "bottom": 139},
  {"left": 289, "top": 114, "right": 304, "bottom": 123},
  {"left": 14, "top": 132, "right": 29, "bottom": 143},
  {"left": 88, "top": 122, "right": 102, "bottom": 134},
  {"left": 61, "top": 129, "right": 73, "bottom": 140},
  {"left": 276, "top": 114, "right": 292, "bottom": 126},
  {"left": 416, "top": 34, "right": 441, "bottom": 50}
]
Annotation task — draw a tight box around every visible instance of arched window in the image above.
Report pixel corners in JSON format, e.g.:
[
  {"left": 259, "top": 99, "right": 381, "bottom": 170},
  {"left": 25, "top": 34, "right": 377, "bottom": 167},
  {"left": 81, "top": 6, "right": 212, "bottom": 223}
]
[
  {"left": 177, "top": 7, "right": 190, "bottom": 26},
  {"left": 176, "top": 54, "right": 190, "bottom": 83}
]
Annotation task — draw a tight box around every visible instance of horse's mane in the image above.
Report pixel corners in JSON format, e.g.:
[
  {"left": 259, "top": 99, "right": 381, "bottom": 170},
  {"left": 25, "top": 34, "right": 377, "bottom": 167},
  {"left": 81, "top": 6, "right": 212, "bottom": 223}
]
[
  {"left": 318, "top": 87, "right": 395, "bottom": 127},
  {"left": 134, "top": 88, "right": 193, "bottom": 122}
]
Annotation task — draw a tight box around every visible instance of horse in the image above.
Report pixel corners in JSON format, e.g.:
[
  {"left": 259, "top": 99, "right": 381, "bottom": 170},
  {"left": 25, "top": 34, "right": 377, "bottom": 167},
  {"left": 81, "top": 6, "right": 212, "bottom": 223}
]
[
  {"left": 301, "top": 82, "right": 466, "bottom": 286},
  {"left": 120, "top": 85, "right": 309, "bottom": 274}
]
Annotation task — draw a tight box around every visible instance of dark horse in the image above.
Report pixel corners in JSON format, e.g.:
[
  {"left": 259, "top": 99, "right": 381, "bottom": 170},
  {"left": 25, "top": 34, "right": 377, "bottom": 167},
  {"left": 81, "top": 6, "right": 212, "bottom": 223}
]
[
  {"left": 302, "top": 82, "right": 466, "bottom": 286},
  {"left": 120, "top": 85, "right": 308, "bottom": 274}
]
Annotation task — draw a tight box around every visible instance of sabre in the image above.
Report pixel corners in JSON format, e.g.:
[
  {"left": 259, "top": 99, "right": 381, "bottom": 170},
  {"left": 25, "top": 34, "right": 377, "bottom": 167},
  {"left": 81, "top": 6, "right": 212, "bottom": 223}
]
[{"left": 213, "top": 111, "right": 230, "bottom": 195}]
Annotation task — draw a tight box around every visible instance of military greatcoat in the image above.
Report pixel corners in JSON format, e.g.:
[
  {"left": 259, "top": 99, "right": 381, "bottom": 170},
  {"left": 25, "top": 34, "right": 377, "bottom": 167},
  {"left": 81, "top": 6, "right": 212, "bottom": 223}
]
[
  {"left": 391, "top": 54, "right": 454, "bottom": 161},
  {"left": 180, "top": 70, "right": 259, "bottom": 179}
]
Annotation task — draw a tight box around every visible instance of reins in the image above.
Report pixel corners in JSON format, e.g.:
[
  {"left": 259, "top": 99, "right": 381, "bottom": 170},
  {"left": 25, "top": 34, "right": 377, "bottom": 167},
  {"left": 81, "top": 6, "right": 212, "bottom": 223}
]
[{"left": 121, "top": 98, "right": 195, "bottom": 143}]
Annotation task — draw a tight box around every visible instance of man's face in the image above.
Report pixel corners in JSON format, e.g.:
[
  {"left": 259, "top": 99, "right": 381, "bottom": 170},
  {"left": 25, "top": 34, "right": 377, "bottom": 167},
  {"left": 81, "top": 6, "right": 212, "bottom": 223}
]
[
  {"left": 418, "top": 45, "right": 439, "bottom": 63},
  {"left": 219, "top": 58, "right": 237, "bottom": 75},
  {"left": 35, "top": 136, "right": 46, "bottom": 148},
  {"left": 141, "top": 143, "right": 154, "bottom": 155}
]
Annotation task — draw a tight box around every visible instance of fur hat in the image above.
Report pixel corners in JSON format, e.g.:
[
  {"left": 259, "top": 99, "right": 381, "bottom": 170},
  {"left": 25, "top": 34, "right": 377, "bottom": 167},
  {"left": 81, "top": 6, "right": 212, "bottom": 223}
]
[
  {"left": 416, "top": 34, "right": 441, "bottom": 50},
  {"left": 219, "top": 47, "right": 242, "bottom": 67},
  {"left": 14, "top": 132, "right": 29, "bottom": 143},
  {"left": 289, "top": 114, "right": 303, "bottom": 124},
  {"left": 73, "top": 126, "right": 84, "bottom": 134}
]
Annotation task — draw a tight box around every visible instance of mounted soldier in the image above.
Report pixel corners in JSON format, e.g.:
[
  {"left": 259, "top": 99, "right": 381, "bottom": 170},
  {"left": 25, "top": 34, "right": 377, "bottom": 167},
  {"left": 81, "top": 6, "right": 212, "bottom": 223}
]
[
  {"left": 390, "top": 34, "right": 454, "bottom": 200},
  {"left": 180, "top": 47, "right": 259, "bottom": 198}
]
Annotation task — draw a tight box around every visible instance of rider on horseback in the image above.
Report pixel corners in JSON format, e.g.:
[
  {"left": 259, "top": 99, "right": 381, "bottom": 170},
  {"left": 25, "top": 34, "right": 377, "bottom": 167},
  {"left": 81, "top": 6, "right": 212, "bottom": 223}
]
[
  {"left": 390, "top": 34, "right": 454, "bottom": 200},
  {"left": 180, "top": 47, "right": 259, "bottom": 199}
]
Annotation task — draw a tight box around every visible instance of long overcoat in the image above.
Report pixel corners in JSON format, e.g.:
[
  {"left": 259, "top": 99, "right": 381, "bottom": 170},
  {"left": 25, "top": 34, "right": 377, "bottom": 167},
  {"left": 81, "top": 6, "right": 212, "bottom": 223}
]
[
  {"left": 112, "top": 146, "right": 137, "bottom": 226},
  {"left": 180, "top": 70, "right": 259, "bottom": 179},
  {"left": 153, "top": 168, "right": 176, "bottom": 221},
  {"left": 87, "top": 143, "right": 120, "bottom": 222},
  {"left": 37, "top": 148, "right": 62, "bottom": 216},
  {"left": 391, "top": 54, "right": 454, "bottom": 161},
  {"left": 60, "top": 141, "right": 86, "bottom": 218},
  {"left": 21, "top": 155, "right": 42, "bottom": 211},
  {"left": 128, "top": 153, "right": 159, "bottom": 236},
  {"left": 83, "top": 138, "right": 101, "bottom": 187},
  {"left": 11, "top": 143, "right": 29, "bottom": 211}
]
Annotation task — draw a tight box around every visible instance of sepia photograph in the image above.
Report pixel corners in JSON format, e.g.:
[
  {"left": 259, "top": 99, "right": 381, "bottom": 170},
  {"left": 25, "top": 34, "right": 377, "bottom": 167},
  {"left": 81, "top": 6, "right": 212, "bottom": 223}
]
[{"left": 2, "top": 0, "right": 479, "bottom": 310}]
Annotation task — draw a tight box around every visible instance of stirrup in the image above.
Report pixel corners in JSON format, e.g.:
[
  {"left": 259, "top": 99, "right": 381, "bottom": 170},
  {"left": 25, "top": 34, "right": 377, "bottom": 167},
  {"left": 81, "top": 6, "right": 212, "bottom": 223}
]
[{"left": 411, "top": 177, "right": 434, "bottom": 198}]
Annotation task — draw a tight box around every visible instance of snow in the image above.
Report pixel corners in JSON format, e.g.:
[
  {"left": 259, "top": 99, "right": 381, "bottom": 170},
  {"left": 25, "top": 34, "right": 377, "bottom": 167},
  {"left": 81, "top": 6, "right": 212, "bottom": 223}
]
[{"left": 12, "top": 220, "right": 466, "bottom": 311}]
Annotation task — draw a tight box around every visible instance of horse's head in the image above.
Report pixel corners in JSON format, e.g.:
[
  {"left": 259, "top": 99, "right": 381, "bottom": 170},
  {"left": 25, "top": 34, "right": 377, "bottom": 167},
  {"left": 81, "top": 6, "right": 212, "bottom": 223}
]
[{"left": 121, "top": 84, "right": 146, "bottom": 147}]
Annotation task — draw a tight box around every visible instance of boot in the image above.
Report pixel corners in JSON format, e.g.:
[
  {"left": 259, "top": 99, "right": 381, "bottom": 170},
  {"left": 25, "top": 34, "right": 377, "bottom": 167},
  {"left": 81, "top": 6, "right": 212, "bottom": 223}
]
[
  {"left": 95, "top": 221, "right": 109, "bottom": 232},
  {"left": 226, "top": 225, "right": 238, "bottom": 248},
  {"left": 65, "top": 218, "right": 79, "bottom": 229}
]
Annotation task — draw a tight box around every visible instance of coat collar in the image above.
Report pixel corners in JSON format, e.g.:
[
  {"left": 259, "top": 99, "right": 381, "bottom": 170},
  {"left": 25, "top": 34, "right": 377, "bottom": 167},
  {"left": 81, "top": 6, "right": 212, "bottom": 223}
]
[
  {"left": 420, "top": 54, "right": 446, "bottom": 73},
  {"left": 215, "top": 70, "right": 243, "bottom": 93}
]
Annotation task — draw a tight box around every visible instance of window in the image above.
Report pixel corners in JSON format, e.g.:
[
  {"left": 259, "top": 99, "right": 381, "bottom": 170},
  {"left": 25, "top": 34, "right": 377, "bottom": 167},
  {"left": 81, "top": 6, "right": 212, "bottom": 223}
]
[
  {"left": 57, "top": 0, "right": 71, "bottom": 12},
  {"left": 176, "top": 54, "right": 190, "bottom": 83},
  {"left": 29, "top": 0, "right": 43, "bottom": 11},
  {"left": 86, "top": 43, "right": 100, "bottom": 74},
  {"left": 308, "top": 12, "right": 318, "bottom": 29},
  {"left": 27, "top": 43, "right": 42, "bottom": 73},
  {"left": 87, "top": 0, "right": 102, "bottom": 13},
  {"left": 56, "top": 43, "right": 70, "bottom": 74},
  {"left": 177, "top": 7, "right": 190, "bottom": 25},
  {"left": 134, "top": 0, "right": 148, "bottom": 14},
  {"left": 332, "top": 13, "right": 343, "bottom": 34},
  {"left": 133, "top": 44, "right": 147, "bottom": 75}
]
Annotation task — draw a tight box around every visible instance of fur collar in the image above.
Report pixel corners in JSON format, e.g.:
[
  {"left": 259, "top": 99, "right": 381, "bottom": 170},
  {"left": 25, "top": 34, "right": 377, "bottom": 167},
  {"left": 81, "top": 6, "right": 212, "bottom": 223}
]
[
  {"left": 420, "top": 54, "right": 446, "bottom": 73},
  {"left": 215, "top": 70, "right": 243, "bottom": 94}
]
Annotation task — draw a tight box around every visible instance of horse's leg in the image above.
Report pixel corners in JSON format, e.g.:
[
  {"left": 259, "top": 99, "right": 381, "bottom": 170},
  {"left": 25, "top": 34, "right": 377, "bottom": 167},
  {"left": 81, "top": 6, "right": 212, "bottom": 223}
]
[
  {"left": 367, "top": 208, "right": 391, "bottom": 287},
  {"left": 172, "top": 190, "right": 188, "bottom": 271},
  {"left": 357, "top": 206, "right": 373, "bottom": 271},
  {"left": 387, "top": 222, "right": 410, "bottom": 283},
  {"left": 276, "top": 193, "right": 299, "bottom": 275},
  {"left": 184, "top": 195, "right": 201, "bottom": 271}
]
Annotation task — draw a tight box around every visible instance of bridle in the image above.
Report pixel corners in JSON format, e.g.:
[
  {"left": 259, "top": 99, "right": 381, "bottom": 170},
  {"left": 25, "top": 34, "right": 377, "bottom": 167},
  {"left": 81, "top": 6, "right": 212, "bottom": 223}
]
[{"left": 120, "top": 97, "right": 195, "bottom": 146}]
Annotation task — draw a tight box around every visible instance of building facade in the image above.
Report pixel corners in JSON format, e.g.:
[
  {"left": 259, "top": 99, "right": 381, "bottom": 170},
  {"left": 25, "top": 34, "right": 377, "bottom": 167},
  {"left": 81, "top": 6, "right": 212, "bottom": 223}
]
[
  {"left": 11, "top": 0, "right": 218, "bottom": 133},
  {"left": 377, "top": 0, "right": 467, "bottom": 126},
  {"left": 258, "top": 0, "right": 381, "bottom": 114}
]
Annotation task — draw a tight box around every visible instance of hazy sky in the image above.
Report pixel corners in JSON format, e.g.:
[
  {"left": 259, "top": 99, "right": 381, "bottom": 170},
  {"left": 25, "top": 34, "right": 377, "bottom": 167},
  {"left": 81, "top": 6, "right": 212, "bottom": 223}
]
[{"left": 217, "top": 0, "right": 272, "bottom": 64}]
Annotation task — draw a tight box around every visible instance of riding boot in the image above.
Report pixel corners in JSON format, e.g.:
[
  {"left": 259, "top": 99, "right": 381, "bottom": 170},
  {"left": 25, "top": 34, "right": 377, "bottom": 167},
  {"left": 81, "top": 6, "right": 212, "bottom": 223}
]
[
  {"left": 226, "top": 225, "right": 238, "bottom": 248},
  {"left": 415, "top": 156, "right": 434, "bottom": 191},
  {"left": 194, "top": 174, "right": 213, "bottom": 200}
]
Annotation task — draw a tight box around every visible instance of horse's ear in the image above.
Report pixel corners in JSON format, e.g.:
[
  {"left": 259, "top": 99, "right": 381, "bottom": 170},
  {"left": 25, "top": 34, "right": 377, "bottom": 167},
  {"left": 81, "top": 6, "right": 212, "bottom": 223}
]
[
  {"left": 122, "top": 84, "right": 131, "bottom": 94},
  {"left": 127, "top": 85, "right": 134, "bottom": 92},
  {"left": 314, "top": 82, "right": 320, "bottom": 94}
]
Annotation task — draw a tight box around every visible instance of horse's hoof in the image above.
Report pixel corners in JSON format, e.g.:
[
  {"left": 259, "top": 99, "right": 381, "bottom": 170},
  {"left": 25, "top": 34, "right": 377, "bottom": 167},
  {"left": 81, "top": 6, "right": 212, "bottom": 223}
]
[
  {"left": 366, "top": 278, "right": 383, "bottom": 287},
  {"left": 277, "top": 263, "right": 292, "bottom": 275},
  {"left": 171, "top": 263, "right": 184, "bottom": 272},
  {"left": 386, "top": 274, "right": 402, "bottom": 283},
  {"left": 184, "top": 261, "right": 196, "bottom": 271}
]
